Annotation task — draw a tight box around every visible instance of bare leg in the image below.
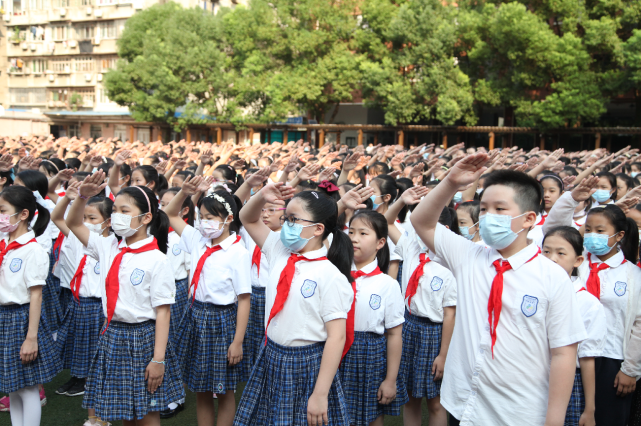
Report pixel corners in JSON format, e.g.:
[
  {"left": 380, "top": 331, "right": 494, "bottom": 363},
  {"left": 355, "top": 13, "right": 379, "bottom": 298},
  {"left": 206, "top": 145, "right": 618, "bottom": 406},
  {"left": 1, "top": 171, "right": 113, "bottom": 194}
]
[
  {"left": 196, "top": 391, "right": 216, "bottom": 426},
  {"left": 427, "top": 396, "right": 447, "bottom": 426},
  {"left": 403, "top": 395, "right": 422, "bottom": 426}
]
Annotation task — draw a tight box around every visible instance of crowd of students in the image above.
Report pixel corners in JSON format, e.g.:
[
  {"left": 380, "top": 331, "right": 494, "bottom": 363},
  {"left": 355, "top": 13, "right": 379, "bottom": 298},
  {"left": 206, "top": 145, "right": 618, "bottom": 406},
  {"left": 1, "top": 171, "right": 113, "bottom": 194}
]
[{"left": 1, "top": 133, "right": 641, "bottom": 426}]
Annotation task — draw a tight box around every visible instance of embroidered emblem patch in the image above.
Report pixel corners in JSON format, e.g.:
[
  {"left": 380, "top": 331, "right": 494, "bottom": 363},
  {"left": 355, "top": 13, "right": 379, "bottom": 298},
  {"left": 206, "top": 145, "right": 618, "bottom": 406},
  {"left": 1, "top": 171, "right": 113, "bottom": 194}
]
[
  {"left": 9, "top": 258, "right": 22, "bottom": 273},
  {"left": 369, "top": 294, "right": 382, "bottom": 310},
  {"left": 521, "top": 295, "right": 538, "bottom": 317},
  {"left": 301, "top": 280, "right": 317, "bottom": 298},
  {"left": 172, "top": 244, "right": 181, "bottom": 256},
  {"left": 130, "top": 268, "right": 145, "bottom": 286},
  {"left": 615, "top": 281, "right": 627, "bottom": 297},
  {"left": 217, "top": 383, "right": 224, "bottom": 393},
  {"left": 94, "top": 262, "right": 100, "bottom": 274},
  {"left": 430, "top": 276, "right": 443, "bottom": 291},
  {"left": 150, "top": 400, "right": 156, "bottom": 407}
]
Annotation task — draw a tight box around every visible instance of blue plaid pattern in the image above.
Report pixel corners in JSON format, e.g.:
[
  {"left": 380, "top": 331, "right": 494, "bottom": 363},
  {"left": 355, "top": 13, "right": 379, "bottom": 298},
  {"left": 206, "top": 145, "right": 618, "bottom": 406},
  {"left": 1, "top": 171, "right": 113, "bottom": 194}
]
[
  {"left": 42, "top": 244, "right": 63, "bottom": 331},
  {"left": 565, "top": 370, "right": 584, "bottom": 426},
  {"left": 234, "top": 338, "right": 350, "bottom": 426},
  {"left": 340, "top": 331, "right": 408, "bottom": 425},
  {"left": 59, "top": 287, "right": 73, "bottom": 314},
  {"left": 174, "top": 300, "right": 245, "bottom": 393},
  {"left": 82, "top": 320, "right": 185, "bottom": 421},
  {"left": 243, "top": 286, "right": 266, "bottom": 376},
  {"left": 0, "top": 304, "right": 62, "bottom": 393},
  {"left": 400, "top": 311, "right": 442, "bottom": 399},
  {"left": 169, "top": 278, "right": 189, "bottom": 344},
  {"left": 56, "top": 296, "right": 104, "bottom": 378},
  {"left": 397, "top": 261, "right": 403, "bottom": 290}
]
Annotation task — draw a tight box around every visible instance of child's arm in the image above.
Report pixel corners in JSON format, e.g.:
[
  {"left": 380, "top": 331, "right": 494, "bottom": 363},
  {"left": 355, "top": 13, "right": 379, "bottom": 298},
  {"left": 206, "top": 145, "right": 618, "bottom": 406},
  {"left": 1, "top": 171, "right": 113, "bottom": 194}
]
[
  {"left": 337, "top": 152, "right": 361, "bottom": 186},
  {"left": 46, "top": 168, "right": 74, "bottom": 203},
  {"left": 165, "top": 176, "right": 203, "bottom": 237},
  {"left": 432, "top": 306, "right": 455, "bottom": 381},
  {"left": 235, "top": 167, "right": 270, "bottom": 205},
  {"left": 20, "top": 285, "right": 43, "bottom": 364},
  {"left": 384, "top": 186, "right": 429, "bottom": 245},
  {"left": 289, "top": 163, "right": 322, "bottom": 189},
  {"left": 51, "top": 186, "right": 78, "bottom": 237},
  {"left": 578, "top": 357, "right": 596, "bottom": 426},
  {"left": 279, "top": 155, "right": 299, "bottom": 185},
  {"left": 108, "top": 150, "right": 131, "bottom": 197},
  {"left": 228, "top": 293, "right": 250, "bottom": 366},
  {"left": 195, "top": 149, "right": 212, "bottom": 177},
  {"left": 618, "top": 300, "right": 641, "bottom": 396},
  {"left": 307, "top": 318, "right": 346, "bottom": 426},
  {"left": 545, "top": 343, "right": 579, "bottom": 426},
  {"left": 527, "top": 149, "right": 564, "bottom": 178},
  {"left": 66, "top": 171, "right": 107, "bottom": 247},
  {"left": 378, "top": 324, "right": 402, "bottom": 405},
  {"left": 239, "top": 182, "right": 295, "bottom": 250},
  {"left": 190, "top": 175, "right": 215, "bottom": 207},
  {"left": 146, "top": 304, "right": 169, "bottom": 394},
  {"left": 336, "top": 184, "right": 374, "bottom": 217},
  {"left": 543, "top": 177, "right": 598, "bottom": 236}
]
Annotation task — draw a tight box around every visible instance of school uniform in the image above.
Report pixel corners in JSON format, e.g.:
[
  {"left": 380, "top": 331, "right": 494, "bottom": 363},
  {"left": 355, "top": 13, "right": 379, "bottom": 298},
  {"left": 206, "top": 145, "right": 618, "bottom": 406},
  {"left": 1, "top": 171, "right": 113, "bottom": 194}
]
[
  {"left": 81, "top": 233, "right": 184, "bottom": 422},
  {"left": 0, "top": 231, "right": 62, "bottom": 394},
  {"left": 53, "top": 227, "right": 76, "bottom": 311},
  {"left": 565, "top": 278, "right": 607, "bottom": 426},
  {"left": 433, "top": 224, "right": 586, "bottom": 425},
  {"left": 240, "top": 226, "right": 272, "bottom": 372},
  {"left": 395, "top": 231, "right": 457, "bottom": 400},
  {"left": 55, "top": 231, "right": 105, "bottom": 379},
  {"left": 542, "top": 192, "right": 586, "bottom": 233},
  {"left": 167, "top": 230, "right": 190, "bottom": 343},
  {"left": 234, "top": 231, "right": 353, "bottom": 426},
  {"left": 527, "top": 213, "right": 547, "bottom": 247},
  {"left": 339, "top": 259, "right": 408, "bottom": 425},
  {"left": 174, "top": 226, "right": 251, "bottom": 394}
]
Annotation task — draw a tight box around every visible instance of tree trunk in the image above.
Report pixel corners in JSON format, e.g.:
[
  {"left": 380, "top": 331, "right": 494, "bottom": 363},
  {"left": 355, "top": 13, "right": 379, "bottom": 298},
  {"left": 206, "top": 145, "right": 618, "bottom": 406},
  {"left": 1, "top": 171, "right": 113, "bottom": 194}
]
[{"left": 328, "top": 102, "right": 341, "bottom": 124}]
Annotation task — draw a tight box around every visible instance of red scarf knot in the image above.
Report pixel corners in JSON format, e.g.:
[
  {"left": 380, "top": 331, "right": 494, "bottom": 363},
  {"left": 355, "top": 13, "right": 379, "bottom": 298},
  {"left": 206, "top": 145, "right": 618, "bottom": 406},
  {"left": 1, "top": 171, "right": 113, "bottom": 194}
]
[
  {"left": 69, "top": 255, "right": 88, "bottom": 302},
  {"left": 252, "top": 245, "right": 262, "bottom": 277},
  {"left": 53, "top": 231, "right": 65, "bottom": 262},
  {"left": 405, "top": 253, "right": 431, "bottom": 314},
  {"left": 585, "top": 253, "right": 612, "bottom": 300}
]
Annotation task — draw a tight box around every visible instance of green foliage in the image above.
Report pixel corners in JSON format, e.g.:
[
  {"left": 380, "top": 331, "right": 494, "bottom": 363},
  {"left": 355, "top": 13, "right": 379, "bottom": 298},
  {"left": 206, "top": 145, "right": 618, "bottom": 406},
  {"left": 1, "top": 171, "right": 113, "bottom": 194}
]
[{"left": 69, "top": 93, "right": 83, "bottom": 112}]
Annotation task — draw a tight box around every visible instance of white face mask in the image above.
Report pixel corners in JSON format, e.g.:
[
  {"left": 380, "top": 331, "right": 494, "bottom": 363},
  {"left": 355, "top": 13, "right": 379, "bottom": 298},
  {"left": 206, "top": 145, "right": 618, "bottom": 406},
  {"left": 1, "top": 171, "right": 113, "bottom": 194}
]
[
  {"left": 196, "top": 219, "right": 226, "bottom": 239},
  {"left": 110, "top": 213, "right": 145, "bottom": 237},
  {"left": 84, "top": 219, "right": 108, "bottom": 234}
]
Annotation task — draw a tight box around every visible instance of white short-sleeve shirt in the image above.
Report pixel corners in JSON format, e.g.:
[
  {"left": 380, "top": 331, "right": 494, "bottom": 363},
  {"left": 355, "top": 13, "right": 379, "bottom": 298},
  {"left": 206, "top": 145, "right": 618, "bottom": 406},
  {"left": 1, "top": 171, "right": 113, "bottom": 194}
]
[
  {"left": 433, "top": 224, "right": 587, "bottom": 425},
  {"left": 85, "top": 233, "right": 176, "bottom": 323},
  {"left": 262, "top": 231, "right": 353, "bottom": 347},
  {"left": 53, "top": 230, "right": 80, "bottom": 289},
  {"left": 395, "top": 232, "right": 457, "bottom": 322},
  {"left": 0, "top": 231, "right": 50, "bottom": 305},
  {"left": 167, "top": 231, "right": 190, "bottom": 281},
  {"left": 179, "top": 226, "right": 252, "bottom": 305},
  {"left": 63, "top": 231, "right": 104, "bottom": 299},
  {"left": 388, "top": 222, "right": 405, "bottom": 262},
  {"left": 240, "top": 226, "right": 271, "bottom": 289},
  {"left": 572, "top": 277, "right": 607, "bottom": 367},
  {"left": 352, "top": 259, "right": 405, "bottom": 335}
]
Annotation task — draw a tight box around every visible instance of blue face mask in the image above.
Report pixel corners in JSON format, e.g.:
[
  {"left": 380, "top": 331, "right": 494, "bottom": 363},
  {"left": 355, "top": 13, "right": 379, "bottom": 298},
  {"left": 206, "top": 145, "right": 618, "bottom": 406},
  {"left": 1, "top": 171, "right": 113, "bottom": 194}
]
[
  {"left": 460, "top": 224, "right": 478, "bottom": 241},
  {"left": 479, "top": 213, "right": 526, "bottom": 250},
  {"left": 583, "top": 232, "right": 617, "bottom": 256},
  {"left": 370, "top": 194, "right": 382, "bottom": 210},
  {"left": 280, "top": 221, "right": 317, "bottom": 252},
  {"left": 592, "top": 189, "right": 611, "bottom": 204},
  {"left": 453, "top": 192, "right": 463, "bottom": 203},
  {"left": 632, "top": 172, "right": 639, "bottom": 178}
]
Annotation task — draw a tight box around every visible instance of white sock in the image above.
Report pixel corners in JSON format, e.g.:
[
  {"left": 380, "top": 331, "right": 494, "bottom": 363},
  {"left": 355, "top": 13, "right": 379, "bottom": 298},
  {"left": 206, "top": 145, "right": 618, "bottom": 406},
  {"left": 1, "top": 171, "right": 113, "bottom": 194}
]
[{"left": 18, "top": 385, "right": 41, "bottom": 426}]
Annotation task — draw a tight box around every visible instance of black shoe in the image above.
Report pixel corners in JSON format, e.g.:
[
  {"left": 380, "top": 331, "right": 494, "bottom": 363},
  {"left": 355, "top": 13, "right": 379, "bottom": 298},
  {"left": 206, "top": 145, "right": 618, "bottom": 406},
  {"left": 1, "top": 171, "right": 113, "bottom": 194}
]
[
  {"left": 159, "top": 403, "right": 185, "bottom": 419},
  {"left": 65, "top": 378, "right": 86, "bottom": 396},
  {"left": 55, "top": 377, "right": 77, "bottom": 395}
]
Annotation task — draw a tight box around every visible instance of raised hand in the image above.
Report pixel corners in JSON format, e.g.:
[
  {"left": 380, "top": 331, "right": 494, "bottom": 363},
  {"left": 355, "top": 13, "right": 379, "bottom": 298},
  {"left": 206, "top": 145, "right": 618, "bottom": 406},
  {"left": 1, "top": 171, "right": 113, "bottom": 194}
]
[
  {"left": 182, "top": 176, "right": 204, "bottom": 196},
  {"left": 409, "top": 162, "right": 425, "bottom": 178},
  {"left": 318, "top": 167, "right": 337, "bottom": 182},
  {"left": 0, "top": 154, "right": 14, "bottom": 172},
  {"left": 261, "top": 182, "right": 296, "bottom": 205},
  {"left": 342, "top": 152, "right": 362, "bottom": 172},
  {"left": 540, "top": 149, "right": 564, "bottom": 169},
  {"left": 200, "top": 149, "right": 213, "bottom": 165},
  {"left": 57, "top": 168, "right": 75, "bottom": 182},
  {"left": 115, "top": 150, "right": 132, "bottom": 167},
  {"left": 297, "top": 163, "right": 322, "bottom": 181},
  {"left": 245, "top": 167, "right": 271, "bottom": 187},
  {"left": 65, "top": 180, "right": 81, "bottom": 201},
  {"left": 615, "top": 197, "right": 639, "bottom": 215},
  {"left": 197, "top": 176, "right": 216, "bottom": 193},
  {"left": 571, "top": 176, "right": 599, "bottom": 202},
  {"left": 79, "top": 171, "right": 107, "bottom": 198},
  {"left": 89, "top": 155, "right": 103, "bottom": 168},
  {"left": 29, "top": 158, "right": 42, "bottom": 170},
  {"left": 155, "top": 160, "right": 169, "bottom": 175},
  {"left": 339, "top": 184, "right": 375, "bottom": 210},
  {"left": 446, "top": 153, "right": 489, "bottom": 188},
  {"left": 401, "top": 186, "right": 430, "bottom": 205},
  {"left": 283, "top": 154, "right": 299, "bottom": 174}
]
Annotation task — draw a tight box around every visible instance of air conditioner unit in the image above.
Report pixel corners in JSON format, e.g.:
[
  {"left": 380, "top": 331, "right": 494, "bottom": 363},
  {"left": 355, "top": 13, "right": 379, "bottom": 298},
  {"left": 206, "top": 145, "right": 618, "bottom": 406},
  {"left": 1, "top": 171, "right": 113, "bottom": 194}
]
[
  {"left": 64, "top": 65, "right": 70, "bottom": 73},
  {"left": 45, "top": 69, "right": 53, "bottom": 74},
  {"left": 86, "top": 7, "right": 92, "bottom": 15},
  {"left": 30, "top": 44, "right": 36, "bottom": 51},
  {"left": 85, "top": 73, "right": 92, "bottom": 82},
  {"left": 133, "top": 0, "right": 143, "bottom": 10},
  {"left": 97, "top": 74, "right": 103, "bottom": 81},
  {"left": 68, "top": 40, "right": 77, "bottom": 48},
  {"left": 48, "top": 74, "right": 55, "bottom": 82},
  {"left": 94, "top": 9, "right": 103, "bottom": 18},
  {"left": 3, "top": 14, "right": 10, "bottom": 22},
  {"left": 92, "top": 38, "right": 100, "bottom": 46},
  {"left": 48, "top": 100, "right": 54, "bottom": 107},
  {"left": 59, "top": 8, "right": 66, "bottom": 16},
  {"left": 21, "top": 42, "right": 27, "bottom": 50}
]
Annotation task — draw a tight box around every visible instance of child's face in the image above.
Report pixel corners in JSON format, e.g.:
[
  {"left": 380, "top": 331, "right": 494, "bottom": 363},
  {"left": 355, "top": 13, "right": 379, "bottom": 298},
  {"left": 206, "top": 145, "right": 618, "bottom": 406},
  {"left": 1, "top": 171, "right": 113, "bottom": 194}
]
[
  {"left": 616, "top": 178, "right": 629, "bottom": 200},
  {"left": 131, "top": 170, "right": 149, "bottom": 188},
  {"left": 261, "top": 202, "right": 284, "bottom": 232},
  {"left": 479, "top": 185, "right": 536, "bottom": 232},
  {"left": 627, "top": 208, "right": 641, "bottom": 234},
  {"left": 542, "top": 234, "right": 583, "bottom": 276},
  {"left": 369, "top": 180, "right": 388, "bottom": 208},
  {"left": 596, "top": 176, "right": 613, "bottom": 194},
  {"left": 457, "top": 208, "right": 478, "bottom": 234},
  {"left": 0, "top": 198, "right": 25, "bottom": 224},
  {"left": 171, "top": 175, "right": 185, "bottom": 188},
  {"left": 585, "top": 212, "right": 623, "bottom": 248},
  {"left": 349, "top": 217, "right": 385, "bottom": 265},
  {"left": 541, "top": 179, "right": 561, "bottom": 211},
  {"left": 114, "top": 194, "right": 151, "bottom": 228},
  {"left": 200, "top": 205, "right": 231, "bottom": 224},
  {"left": 212, "top": 170, "right": 225, "bottom": 182},
  {"left": 84, "top": 204, "right": 109, "bottom": 227},
  {"left": 632, "top": 165, "right": 641, "bottom": 173},
  {"left": 159, "top": 192, "right": 174, "bottom": 210}
]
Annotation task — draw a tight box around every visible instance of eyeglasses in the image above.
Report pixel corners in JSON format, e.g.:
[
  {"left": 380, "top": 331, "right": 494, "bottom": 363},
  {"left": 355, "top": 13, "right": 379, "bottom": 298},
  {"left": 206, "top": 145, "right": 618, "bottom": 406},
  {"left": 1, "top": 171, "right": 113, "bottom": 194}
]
[
  {"left": 261, "top": 207, "right": 286, "bottom": 216},
  {"left": 279, "top": 214, "right": 316, "bottom": 227}
]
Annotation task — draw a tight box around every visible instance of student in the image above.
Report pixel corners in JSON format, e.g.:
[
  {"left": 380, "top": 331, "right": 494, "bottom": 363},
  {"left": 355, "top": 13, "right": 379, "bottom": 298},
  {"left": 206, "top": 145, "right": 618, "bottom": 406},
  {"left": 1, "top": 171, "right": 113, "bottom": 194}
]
[
  {"left": 369, "top": 175, "right": 404, "bottom": 280},
  {"left": 235, "top": 182, "right": 353, "bottom": 426},
  {"left": 0, "top": 186, "right": 61, "bottom": 426},
  {"left": 541, "top": 226, "right": 606, "bottom": 426},
  {"left": 384, "top": 187, "right": 457, "bottom": 426},
  {"left": 165, "top": 177, "right": 250, "bottom": 426},
  {"left": 456, "top": 201, "right": 482, "bottom": 244},
  {"left": 341, "top": 209, "right": 407, "bottom": 426},
  {"left": 66, "top": 171, "right": 184, "bottom": 425},
  {"left": 544, "top": 178, "right": 641, "bottom": 426},
  {"left": 592, "top": 171, "right": 617, "bottom": 206},
  {"left": 410, "top": 158, "right": 586, "bottom": 426}
]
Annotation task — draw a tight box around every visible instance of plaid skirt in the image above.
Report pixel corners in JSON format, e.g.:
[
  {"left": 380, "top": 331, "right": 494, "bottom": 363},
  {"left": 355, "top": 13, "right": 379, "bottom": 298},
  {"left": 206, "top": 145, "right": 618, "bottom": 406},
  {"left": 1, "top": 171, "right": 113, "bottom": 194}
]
[
  {"left": 0, "top": 303, "right": 62, "bottom": 393},
  {"left": 174, "top": 300, "right": 244, "bottom": 393},
  {"left": 234, "top": 338, "right": 350, "bottom": 426},
  {"left": 169, "top": 278, "right": 189, "bottom": 344},
  {"left": 82, "top": 320, "right": 185, "bottom": 421},
  {"left": 59, "top": 287, "right": 73, "bottom": 314},
  {"left": 243, "top": 286, "right": 266, "bottom": 376},
  {"left": 339, "top": 331, "right": 408, "bottom": 425},
  {"left": 55, "top": 296, "right": 104, "bottom": 378},
  {"left": 400, "top": 311, "right": 442, "bottom": 399},
  {"left": 565, "top": 369, "right": 584, "bottom": 426},
  {"left": 43, "top": 246, "right": 63, "bottom": 331}
]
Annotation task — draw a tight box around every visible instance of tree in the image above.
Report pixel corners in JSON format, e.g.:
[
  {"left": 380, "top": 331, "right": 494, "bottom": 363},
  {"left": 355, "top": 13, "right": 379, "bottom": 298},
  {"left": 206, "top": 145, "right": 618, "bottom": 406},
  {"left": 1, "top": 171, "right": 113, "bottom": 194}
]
[{"left": 356, "top": 0, "right": 476, "bottom": 126}]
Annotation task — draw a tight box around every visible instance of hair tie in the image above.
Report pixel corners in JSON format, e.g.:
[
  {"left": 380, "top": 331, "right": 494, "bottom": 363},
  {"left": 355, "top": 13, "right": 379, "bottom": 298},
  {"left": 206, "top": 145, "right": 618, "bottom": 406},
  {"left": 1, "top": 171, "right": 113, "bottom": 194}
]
[
  {"left": 318, "top": 180, "right": 339, "bottom": 193},
  {"left": 32, "top": 190, "right": 48, "bottom": 208},
  {"left": 133, "top": 185, "right": 151, "bottom": 213}
]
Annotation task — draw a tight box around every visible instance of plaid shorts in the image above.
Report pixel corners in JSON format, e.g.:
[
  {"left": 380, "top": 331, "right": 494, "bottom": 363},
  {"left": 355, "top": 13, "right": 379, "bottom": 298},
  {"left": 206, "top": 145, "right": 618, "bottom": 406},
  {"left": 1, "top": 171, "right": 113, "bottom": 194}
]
[
  {"left": 243, "top": 286, "right": 266, "bottom": 376},
  {"left": 0, "top": 303, "right": 62, "bottom": 393},
  {"left": 82, "top": 320, "right": 185, "bottom": 421},
  {"left": 42, "top": 248, "right": 63, "bottom": 331},
  {"left": 56, "top": 296, "right": 104, "bottom": 378},
  {"left": 174, "top": 300, "right": 245, "bottom": 393},
  {"left": 565, "top": 369, "right": 584, "bottom": 426},
  {"left": 169, "top": 278, "right": 189, "bottom": 345},
  {"left": 339, "top": 331, "right": 408, "bottom": 425},
  {"left": 400, "top": 311, "right": 442, "bottom": 399},
  {"left": 234, "top": 338, "right": 350, "bottom": 426}
]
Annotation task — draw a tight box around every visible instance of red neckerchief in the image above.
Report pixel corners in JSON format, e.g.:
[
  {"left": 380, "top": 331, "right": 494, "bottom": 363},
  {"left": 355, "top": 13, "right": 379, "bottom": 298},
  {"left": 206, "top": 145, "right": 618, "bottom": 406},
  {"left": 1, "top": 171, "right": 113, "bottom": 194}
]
[
  {"left": 536, "top": 214, "right": 547, "bottom": 226},
  {"left": 69, "top": 255, "right": 87, "bottom": 301},
  {"left": 346, "top": 266, "right": 383, "bottom": 358},
  {"left": 0, "top": 238, "right": 36, "bottom": 270},
  {"left": 252, "top": 245, "right": 262, "bottom": 277},
  {"left": 488, "top": 248, "right": 541, "bottom": 358},
  {"left": 265, "top": 253, "right": 328, "bottom": 344},
  {"left": 53, "top": 231, "right": 65, "bottom": 262},
  {"left": 405, "top": 253, "right": 431, "bottom": 314},
  {"left": 103, "top": 238, "right": 159, "bottom": 334},
  {"left": 586, "top": 253, "right": 624, "bottom": 300},
  {"left": 189, "top": 235, "right": 241, "bottom": 304}
]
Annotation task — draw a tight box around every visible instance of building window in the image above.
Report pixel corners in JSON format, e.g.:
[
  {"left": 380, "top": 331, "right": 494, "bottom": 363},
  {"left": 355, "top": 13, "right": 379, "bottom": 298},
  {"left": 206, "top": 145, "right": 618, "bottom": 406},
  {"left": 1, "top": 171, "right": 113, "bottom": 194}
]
[
  {"left": 68, "top": 125, "right": 80, "bottom": 137},
  {"left": 51, "top": 25, "right": 68, "bottom": 41},
  {"left": 81, "top": 0, "right": 93, "bottom": 5},
  {"left": 31, "top": 59, "right": 47, "bottom": 74},
  {"left": 98, "top": 22, "right": 117, "bottom": 39},
  {"left": 75, "top": 25, "right": 95, "bottom": 40},
  {"left": 137, "top": 128, "right": 150, "bottom": 144},
  {"left": 90, "top": 125, "right": 102, "bottom": 139},
  {"left": 52, "top": 0, "right": 70, "bottom": 7},
  {"left": 98, "top": 56, "right": 118, "bottom": 72},
  {"left": 10, "top": 88, "right": 46, "bottom": 105},
  {"left": 98, "top": 88, "right": 110, "bottom": 103},
  {"left": 50, "top": 58, "right": 71, "bottom": 73},
  {"left": 96, "top": 0, "right": 117, "bottom": 5},
  {"left": 114, "top": 124, "right": 127, "bottom": 141},
  {"left": 75, "top": 56, "right": 94, "bottom": 72}
]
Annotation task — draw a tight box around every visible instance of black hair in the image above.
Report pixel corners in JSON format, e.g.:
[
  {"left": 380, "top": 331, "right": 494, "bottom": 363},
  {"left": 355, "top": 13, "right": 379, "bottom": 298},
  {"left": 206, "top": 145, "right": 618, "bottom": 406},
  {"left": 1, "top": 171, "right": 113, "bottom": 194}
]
[
  {"left": 117, "top": 185, "right": 169, "bottom": 254},
  {"left": 0, "top": 186, "right": 50, "bottom": 237},
  {"left": 17, "top": 170, "right": 48, "bottom": 198},
  {"left": 197, "top": 189, "right": 242, "bottom": 234},
  {"left": 349, "top": 210, "right": 390, "bottom": 274},
  {"left": 458, "top": 200, "right": 480, "bottom": 225},
  {"left": 297, "top": 179, "right": 318, "bottom": 191},
  {"left": 587, "top": 204, "right": 639, "bottom": 262},
  {"left": 368, "top": 162, "right": 390, "bottom": 176},
  {"left": 316, "top": 180, "right": 340, "bottom": 202},
  {"left": 65, "top": 157, "right": 81, "bottom": 171},
  {"left": 395, "top": 177, "right": 414, "bottom": 223},
  {"left": 87, "top": 196, "right": 114, "bottom": 238},
  {"left": 161, "top": 187, "right": 195, "bottom": 227},
  {"left": 543, "top": 226, "right": 584, "bottom": 258},
  {"left": 0, "top": 168, "right": 14, "bottom": 188},
  {"left": 39, "top": 159, "right": 60, "bottom": 177},
  {"left": 174, "top": 170, "right": 194, "bottom": 185},
  {"left": 596, "top": 171, "right": 617, "bottom": 201},
  {"left": 49, "top": 158, "right": 66, "bottom": 172},
  {"left": 133, "top": 165, "right": 167, "bottom": 195},
  {"left": 561, "top": 166, "right": 578, "bottom": 177},
  {"left": 616, "top": 173, "right": 635, "bottom": 196},
  {"left": 119, "top": 163, "right": 132, "bottom": 187},
  {"left": 214, "top": 164, "right": 244, "bottom": 187},
  {"left": 440, "top": 206, "right": 461, "bottom": 235},
  {"left": 292, "top": 191, "right": 354, "bottom": 283},
  {"left": 372, "top": 174, "right": 401, "bottom": 207},
  {"left": 482, "top": 170, "right": 543, "bottom": 214},
  {"left": 540, "top": 173, "right": 563, "bottom": 192}
]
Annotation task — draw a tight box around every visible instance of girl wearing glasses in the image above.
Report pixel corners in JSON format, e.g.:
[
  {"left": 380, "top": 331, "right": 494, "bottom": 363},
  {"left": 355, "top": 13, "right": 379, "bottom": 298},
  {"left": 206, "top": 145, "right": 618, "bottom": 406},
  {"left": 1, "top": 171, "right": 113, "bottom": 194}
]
[{"left": 235, "top": 182, "right": 354, "bottom": 426}]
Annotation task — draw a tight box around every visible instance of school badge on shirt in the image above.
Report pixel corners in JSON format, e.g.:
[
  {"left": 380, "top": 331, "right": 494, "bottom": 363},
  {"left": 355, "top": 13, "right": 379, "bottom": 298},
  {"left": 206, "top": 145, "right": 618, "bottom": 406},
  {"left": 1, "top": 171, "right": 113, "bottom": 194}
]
[
  {"left": 172, "top": 244, "right": 181, "bottom": 256},
  {"left": 521, "top": 295, "right": 538, "bottom": 317},
  {"left": 301, "top": 280, "right": 317, "bottom": 298},
  {"left": 430, "top": 277, "right": 443, "bottom": 291},
  {"left": 615, "top": 281, "right": 627, "bottom": 297},
  {"left": 130, "top": 268, "right": 145, "bottom": 286},
  {"left": 94, "top": 262, "right": 100, "bottom": 274},
  {"left": 9, "top": 258, "right": 22, "bottom": 272},
  {"left": 369, "top": 294, "right": 382, "bottom": 310}
]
